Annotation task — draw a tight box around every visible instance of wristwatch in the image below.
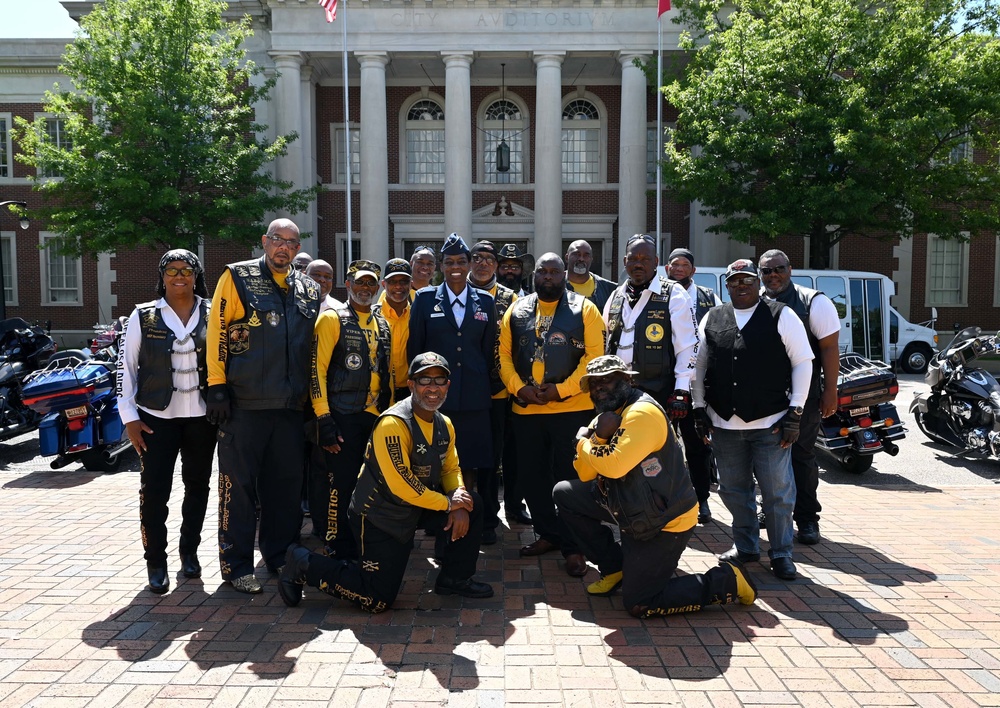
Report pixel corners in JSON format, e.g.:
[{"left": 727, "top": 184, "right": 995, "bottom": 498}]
[{"left": 790, "top": 406, "right": 804, "bottom": 416}]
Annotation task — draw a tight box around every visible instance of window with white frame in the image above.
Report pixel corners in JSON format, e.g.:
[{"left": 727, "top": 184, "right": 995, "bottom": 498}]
[
  {"left": 925, "top": 234, "right": 968, "bottom": 307},
  {"left": 40, "top": 233, "right": 82, "bottom": 305},
  {"left": 333, "top": 125, "right": 360, "bottom": 184},
  {"left": 0, "top": 113, "right": 11, "bottom": 179},
  {"left": 482, "top": 98, "right": 525, "bottom": 184},
  {"left": 646, "top": 123, "right": 673, "bottom": 184},
  {"left": 0, "top": 232, "right": 16, "bottom": 306},
  {"left": 562, "top": 99, "right": 601, "bottom": 184},
  {"left": 42, "top": 118, "right": 71, "bottom": 178},
  {"left": 404, "top": 98, "right": 445, "bottom": 184}
]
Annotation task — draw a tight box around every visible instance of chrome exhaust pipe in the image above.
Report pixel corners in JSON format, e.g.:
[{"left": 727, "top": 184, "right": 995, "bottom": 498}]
[{"left": 883, "top": 440, "right": 900, "bottom": 456}]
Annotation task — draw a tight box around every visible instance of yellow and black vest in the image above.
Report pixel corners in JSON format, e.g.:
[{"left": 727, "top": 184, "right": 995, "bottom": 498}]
[
  {"left": 134, "top": 299, "right": 210, "bottom": 410},
  {"left": 509, "top": 291, "right": 587, "bottom": 385},
  {"left": 327, "top": 304, "right": 392, "bottom": 415}
]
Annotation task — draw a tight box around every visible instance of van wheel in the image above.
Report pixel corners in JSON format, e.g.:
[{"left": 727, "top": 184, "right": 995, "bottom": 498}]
[{"left": 899, "top": 344, "right": 932, "bottom": 374}]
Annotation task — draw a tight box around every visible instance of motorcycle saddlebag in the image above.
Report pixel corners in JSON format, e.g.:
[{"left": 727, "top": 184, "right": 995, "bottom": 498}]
[
  {"left": 38, "top": 413, "right": 61, "bottom": 456},
  {"left": 21, "top": 362, "right": 114, "bottom": 415},
  {"left": 98, "top": 399, "right": 125, "bottom": 444},
  {"left": 838, "top": 368, "right": 898, "bottom": 409}
]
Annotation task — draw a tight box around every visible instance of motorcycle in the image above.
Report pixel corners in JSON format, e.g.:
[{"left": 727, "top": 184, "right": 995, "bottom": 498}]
[
  {"left": 910, "top": 326, "right": 1000, "bottom": 458},
  {"left": 21, "top": 322, "right": 130, "bottom": 473},
  {"left": 0, "top": 318, "right": 58, "bottom": 443},
  {"left": 816, "top": 352, "right": 907, "bottom": 474}
]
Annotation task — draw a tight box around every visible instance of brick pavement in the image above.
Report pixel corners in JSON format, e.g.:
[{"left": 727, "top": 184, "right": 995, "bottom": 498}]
[{"left": 0, "top": 460, "right": 999, "bottom": 707}]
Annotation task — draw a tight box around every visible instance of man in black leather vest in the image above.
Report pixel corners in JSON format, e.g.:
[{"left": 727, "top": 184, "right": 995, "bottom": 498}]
[
  {"left": 278, "top": 353, "right": 494, "bottom": 612},
  {"left": 310, "top": 260, "right": 392, "bottom": 560},
  {"left": 691, "top": 259, "right": 814, "bottom": 581},
  {"left": 206, "top": 218, "right": 321, "bottom": 594},
  {"left": 666, "top": 247, "right": 721, "bottom": 524},
  {"left": 565, "top": 239, "right": 617, "bottom": 313},
  {"left": 498, "top": 253, "right": 606, "bottom": 577},
  {"left": 554, "top": 356, "right": 757, "bottom": 616},
  {"left": 759, "top": 249, "right": 841, "bottom": 545}
]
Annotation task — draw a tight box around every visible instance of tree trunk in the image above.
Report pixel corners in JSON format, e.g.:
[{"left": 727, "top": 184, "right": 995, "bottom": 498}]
[{"left": 808, "top": 223, "right": 832, "bottom": 269}]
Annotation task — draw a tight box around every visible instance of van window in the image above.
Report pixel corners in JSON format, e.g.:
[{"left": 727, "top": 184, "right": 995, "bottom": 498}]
[
  {"left": 692, "top": 273, "right": 717, "bottom": 293},
  {"left": 791, "top": 275, "right": 813, "bottom": 288},
  {"left": 890, "top": 310, "right": 898, "bottom": 344},
  {"left": 816, "top": 276, "right": 848, "bottom": 319}
]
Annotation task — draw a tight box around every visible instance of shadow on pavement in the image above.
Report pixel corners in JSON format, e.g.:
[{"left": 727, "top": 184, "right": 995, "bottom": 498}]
[
  {"left": 0, "top": 437, "right": 42, "bottom": 468},
  {"left": 2, "top": 468, "right": 101, "bottom": 489}
]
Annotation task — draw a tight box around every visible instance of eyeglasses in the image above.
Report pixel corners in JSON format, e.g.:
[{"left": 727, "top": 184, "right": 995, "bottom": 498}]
[
  {"left": 265, "top": 234, "right": 301, "bottom": 249},
  {"left": 414, "top": 375, "right": 448, "bottom": 386},
  {"left": 471, "top": 254, "right": 496, "bottom": 264},
  {"left": 759, "top": 265, "right": 788, "bottom": 276},
  {"left": 164, "top": 266, "right": 195, "bottom": 277},
  {"left": 726, "top": 276, "right": 759, "bottom": 287}
]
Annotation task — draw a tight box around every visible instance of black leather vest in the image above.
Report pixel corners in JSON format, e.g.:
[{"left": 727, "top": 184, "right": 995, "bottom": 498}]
[
  {"left": 567, "top": 274, "right": 617, "bottom": 313},
  {"left": 693, "top": 285, "right": 717, "bottom": 324},
  {"left": 350, "top": 397, "right": 452, "bottom": 543},
  {"left": 703, "top": 301, "right": 791, "bottom": 422},
  {"left": 771, "top": 284, "right": 823, "bottom": 401},
  {"left": 606, "top": 278, "right": 676, "bottom": 394},
  {"left": 326, "top": 304, "right": 391, "bottom": 415},
  {"left": 486, "top": 283, "right": 516, "bottom": 392},
  {"left": 509, "top": 292, "right": 587, "bottom": 385},
  {"left": 134, "top": 299, "right": 210, "bottom": 410},
  {"left": 597, "top": 389, "right": 698, "bottom": 541},
  {"left": 224, "top": 257, "right": 319, "bottom": 410}
]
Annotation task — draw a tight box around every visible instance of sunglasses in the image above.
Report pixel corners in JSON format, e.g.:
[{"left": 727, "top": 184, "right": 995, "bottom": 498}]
[
  {"left": 726, "top": 276, "right": 759, "bottom": 287},
  {"left": 164, "top": 266, "right": 195, "bottom": 277},
  {"left": 265, "top": 234, "right": 301, "bottom": 249},
  {"left": 471, "top": 254, "right": 496, "bottom": 264},
  {"left": 759, "top": 265, "right": 788, "bottom": 275},
  {"left": 413, "top": 376, "right": 448, "bottom": 386}
]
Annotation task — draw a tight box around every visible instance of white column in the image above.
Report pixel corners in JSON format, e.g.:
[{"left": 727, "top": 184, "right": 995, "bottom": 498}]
[
  {"left": 271, "top": 53, "right": 305, "bottom": 224},
  {"left": 533, "top": 52, "right": 565, "bottom": 258},
  {"left": 443, "top": 52, "right": 474, "bottom": 241},
  {"left": 299, "top": 64, "right": 318, "bottom": 257},
  {"left": 358, "top": 52, "right": 390, "bottom": 270},
  {"left": 618, "top": 52, "right": 651, "bottom": 257}
]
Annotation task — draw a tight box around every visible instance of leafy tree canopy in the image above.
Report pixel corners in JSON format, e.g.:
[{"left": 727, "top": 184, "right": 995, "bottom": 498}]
[
  {"left": 14, "top": 0, "right": 318, "bottom": 257},
  {"left": 657, "top": 0, "right": 1000, "bottom": 267}
]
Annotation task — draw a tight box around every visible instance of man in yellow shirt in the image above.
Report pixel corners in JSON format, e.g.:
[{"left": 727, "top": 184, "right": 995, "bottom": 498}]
[
  {"left": 498, "top": 253, "right": 606, "bottom": 577},
  {"left": 310, "top": 259, "right": 392, "bottom": 561},
  {"left": 553, "top": 355, "right": 757, "bottom": 616},
  {"left": 564, "top": 239, "right": 617, "bottom": 312},
  {"left": 375, "top": 258, "right": 413, "bottom": 404},
  {"left": 278, "top": 353, "right": 494, "bottom": 612},
  {"left": 206, "top": 218, "right": 320, "bottom": 594}
]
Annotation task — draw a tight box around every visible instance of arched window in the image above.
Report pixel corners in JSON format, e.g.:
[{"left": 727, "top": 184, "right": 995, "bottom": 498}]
[
  {"left": 562, "top": 98, "right": 601, "bottom": 184},
  {"left": 482, "top": 98, "right": 526, "bottom": 184},
  {"left": 404, "top": 98, "right": 445, "bottom": 184}
]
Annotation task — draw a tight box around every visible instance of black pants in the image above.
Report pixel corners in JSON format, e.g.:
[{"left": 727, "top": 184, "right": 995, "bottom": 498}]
[
  {"left": 791, "top": 398, "right": 823, "bottom": 525},
  {"left": 217, "top": 408, "right": 305, "bottom": 579},
  {"left": 676, "top": 414, "right": 714, "bottom": 503},
  {"left": 305, "top": 491, "right": 485, "bottom": 613},
  {"left": 501, "top": 400, "right": 524, "bottom": 514},
  {"left": 469, "top": 397, "right": 507, "bottom": 532},
  {"left": 554, "top": 478, "right": 737, "bottom": 614},
  {"left": 512, "top": 410, "right": 592, "bottom": 556},
  {"left": 137, "top": 410, "right": 216, "bottom": 567},
  {"left": 319, "top": 410, "right": 378, "bottom": 559}
]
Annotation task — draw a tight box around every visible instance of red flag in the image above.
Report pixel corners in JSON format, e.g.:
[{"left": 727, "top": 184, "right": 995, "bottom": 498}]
[
  {"left": 658, "top": 0, "right": 670, "bottom": 17},
  {"left": 320, "top": 0, "right": 337, "bottom": 22}
]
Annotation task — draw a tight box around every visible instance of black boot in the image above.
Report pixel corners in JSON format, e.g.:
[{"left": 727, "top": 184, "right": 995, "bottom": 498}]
[
  {"left": 180, "top": 553, "right": 201, "bottom": 579},
  {"left": 147, "top": 565, "right": 169, "bottom": 595},
  {"left": 278, "top": 544, "right": 312, "bottom": 607}
]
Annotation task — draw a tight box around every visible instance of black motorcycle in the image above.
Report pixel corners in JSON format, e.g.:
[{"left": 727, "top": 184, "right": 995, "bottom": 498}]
[
  {"left": 910, "top": 326, "right": 1000, "bottom": 458},
  {"left": 816, "top": 352, "right": 906, "bottom": 474},
  {"left": 0, "top": 318, "right": 58, "bottom": 443}
]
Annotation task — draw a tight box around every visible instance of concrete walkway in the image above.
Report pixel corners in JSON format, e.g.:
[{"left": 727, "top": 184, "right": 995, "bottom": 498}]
[{"left": 0, "top": 460, "right": 998, "bottom": 707}]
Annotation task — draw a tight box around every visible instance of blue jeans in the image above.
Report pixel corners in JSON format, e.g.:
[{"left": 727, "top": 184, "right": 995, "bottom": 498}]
[{"left": 712, "top": 425, "right": 796, "bottom": 560}]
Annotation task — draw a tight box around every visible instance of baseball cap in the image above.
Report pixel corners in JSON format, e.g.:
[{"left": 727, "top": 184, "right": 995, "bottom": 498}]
[
  {"left": 348, "top": 259, "right": 381, "bottom": 281},
  {"left": 470, "top": 240, "right": 498, "bottom": 259},
  {"left": 407, "top": 352, "right": 451, "bottom": 378},
  {"left": 383, "top": 258, "right": 412, "bottom": 279},
  {"left": 724, "top": 259, "right": 759, "bottom": 280},
  {"left": 579, "top": 355, "right": 639, "bottom": 392}
]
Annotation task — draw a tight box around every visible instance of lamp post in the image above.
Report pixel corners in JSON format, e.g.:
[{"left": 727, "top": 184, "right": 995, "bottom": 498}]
[{"left": 0, "top": 200, "right": 29, "bottom": 322}]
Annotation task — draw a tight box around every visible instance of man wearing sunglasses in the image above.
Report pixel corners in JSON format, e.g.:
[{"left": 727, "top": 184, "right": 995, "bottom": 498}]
[
  {"left": 759, "top": 250, "right": 841, "bottom": 546},
  {"left": 206, "top": 218, "right": 321, "bottom": 594},
  {"left": 278, "top": 352, "right": 494, "bottom": 612},
  {"left": 691, "top": 259, "right": 813, "bottom": 581}
]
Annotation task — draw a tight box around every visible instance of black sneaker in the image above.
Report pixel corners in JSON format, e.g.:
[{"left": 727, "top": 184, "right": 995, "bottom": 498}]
[
  {"left": 434, "top": 575, "right": 494, "bottom": 598},
  {"left": 796, "top": 521, "right": 820, "bottom": 545}
]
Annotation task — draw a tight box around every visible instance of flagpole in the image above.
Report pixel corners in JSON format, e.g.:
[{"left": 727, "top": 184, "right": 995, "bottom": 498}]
[
  {"left": 341, "top": 0, "right": 353, "bottom": 264},
  {"left": 656, "top": 14, "right": 663, "bottom": 260}
]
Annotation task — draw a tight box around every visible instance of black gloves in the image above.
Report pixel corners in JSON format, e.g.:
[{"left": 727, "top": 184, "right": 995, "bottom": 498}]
[
  {"left": 317, "top": 414, "right": 341, "bottom": 448},
  {"left": 779, "top": 410, "right": 802, "bottom": 447},
  {"left": 666, "top": 389, "right": 692, "bottom": 420},
  {"left": 206, "top": 384, "right": 230, "bottom": 426},
  {"left": 692, "top": 407, "right": 713, "bottom": 441}
]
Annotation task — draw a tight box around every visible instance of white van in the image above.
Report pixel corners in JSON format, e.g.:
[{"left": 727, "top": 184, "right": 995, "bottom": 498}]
[{"left": 657, "top": 267, "right": 939, "bottom": 373}]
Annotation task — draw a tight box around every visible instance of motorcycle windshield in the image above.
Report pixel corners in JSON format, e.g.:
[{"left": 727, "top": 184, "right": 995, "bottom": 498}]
[{"left": 940, "top": 326, "right": 982, "bottom": 358}]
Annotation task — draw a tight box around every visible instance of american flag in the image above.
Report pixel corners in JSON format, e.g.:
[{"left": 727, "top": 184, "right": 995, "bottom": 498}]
[{"left": 320, "top": 0, "right": 337, "bottom": 22}]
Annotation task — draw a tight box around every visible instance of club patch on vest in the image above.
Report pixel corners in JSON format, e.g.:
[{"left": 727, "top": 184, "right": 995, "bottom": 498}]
[
  {"left": 346, "top": 353, "right": 364, "bottom": 371},
  {"left": 646, "top": 324, "right": 665, "bottom": 343},
  {"left": 640, "top": 457, "right": 662, "bottom": 477},
  {"left": 266, "top": 311, "right": 280, "bottom": 327},
  {"left": 547, "top": 332, "right": 567, "bottom": 345},
  {"left": 234, "top": 265, "right": 250, "bottom": 277},
  {"left": 248, "top": 311, "right": 262, "bottom": 327},
  {"left": 142, "top": 308, "right": 158, "bottom": 327},
  {"left": 228, "top": 324, "right": 250, "bottom": 355}
]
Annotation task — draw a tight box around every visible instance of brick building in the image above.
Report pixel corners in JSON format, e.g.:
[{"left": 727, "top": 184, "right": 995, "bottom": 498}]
[{"left": 0, "top": 0, "right": 995, "bottom": 347}]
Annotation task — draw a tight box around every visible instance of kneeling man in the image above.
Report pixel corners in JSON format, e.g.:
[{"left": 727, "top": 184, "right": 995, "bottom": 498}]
[
  {"left": 279, "top": 352, "right": 494, "bottom": 612},
  {"left": 554, "top": 355, "right": 757, "bottom": 617}
]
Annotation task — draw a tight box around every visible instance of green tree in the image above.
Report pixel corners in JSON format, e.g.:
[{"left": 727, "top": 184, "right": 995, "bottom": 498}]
[
  {"left": 14, "top": 0, "right": 317, "bottom": 257},
  {"left": 657, "top": 0, "right": 1000, "bottom": 268}
]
